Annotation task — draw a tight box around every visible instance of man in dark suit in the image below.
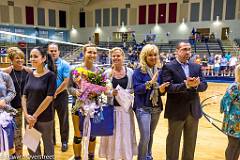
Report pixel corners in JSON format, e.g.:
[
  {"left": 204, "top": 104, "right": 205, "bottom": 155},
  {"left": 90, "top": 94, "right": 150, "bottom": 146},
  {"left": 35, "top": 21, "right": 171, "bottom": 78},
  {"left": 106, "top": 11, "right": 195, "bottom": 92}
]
[{"left": 162, "top": 42, "right": 208, "bottom": 160}]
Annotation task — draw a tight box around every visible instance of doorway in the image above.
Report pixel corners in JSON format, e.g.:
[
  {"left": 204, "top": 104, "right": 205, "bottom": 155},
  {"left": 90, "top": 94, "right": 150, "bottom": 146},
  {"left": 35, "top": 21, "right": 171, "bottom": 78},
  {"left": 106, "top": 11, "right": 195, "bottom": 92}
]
[
  {"left": 94, "top": 33, "right": 99, "bottom": 45},
  {"left": 221, "top": 27, "right": 229, "bottom": 40},
  {"left": 196, "top": 28, "right": 210, "bottom": 37}
]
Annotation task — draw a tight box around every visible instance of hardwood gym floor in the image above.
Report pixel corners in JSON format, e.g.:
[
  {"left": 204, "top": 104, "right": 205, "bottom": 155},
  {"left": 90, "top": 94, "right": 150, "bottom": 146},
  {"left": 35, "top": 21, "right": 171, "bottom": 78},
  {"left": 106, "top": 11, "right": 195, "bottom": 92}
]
[{"left": 23, "top": 82, "right": 232, "bottom": 160}]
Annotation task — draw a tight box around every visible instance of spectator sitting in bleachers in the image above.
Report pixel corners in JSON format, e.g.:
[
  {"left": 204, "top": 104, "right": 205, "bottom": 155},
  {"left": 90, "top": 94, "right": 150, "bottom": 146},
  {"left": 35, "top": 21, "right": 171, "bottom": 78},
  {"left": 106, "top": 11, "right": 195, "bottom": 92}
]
[
  {"left": 79, "top": 51, "right": 84, "bottom": 60},
  {"left": 160, "top": 52, "right": 167, "bottom": 65},
  {"left": 165, "top": 53, "right": 171, "bottom": 64},
  {"left": 209, "top": 32, "right": 215, "bottom": 41},
  {"left": 194, "top": 54, "right": 201, "bottom": 65},
  {"left": 169, "top": 53, "right": 176, "bottom": 61},
  {"left": 189, "top": 53, "right": 197, "bottom": 63},
  {"left": 128, "top": 49, "right": 134, "bottom": 63},
  {"left": 101, "top": 51, "right": 108, "bottom": 64}
]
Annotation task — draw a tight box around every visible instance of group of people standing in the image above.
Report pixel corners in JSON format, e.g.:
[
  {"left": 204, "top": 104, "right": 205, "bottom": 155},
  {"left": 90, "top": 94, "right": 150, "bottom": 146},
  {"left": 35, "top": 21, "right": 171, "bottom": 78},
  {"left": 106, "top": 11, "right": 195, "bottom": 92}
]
[
  {"left": 67, "top": 41, "right": 208, "bottom": 160},
  {"left": 0, "top": 43, "right": 70, "bottom": 159},
  {"left": 0, "top": 41, "right": 238, "bottom": 160}
]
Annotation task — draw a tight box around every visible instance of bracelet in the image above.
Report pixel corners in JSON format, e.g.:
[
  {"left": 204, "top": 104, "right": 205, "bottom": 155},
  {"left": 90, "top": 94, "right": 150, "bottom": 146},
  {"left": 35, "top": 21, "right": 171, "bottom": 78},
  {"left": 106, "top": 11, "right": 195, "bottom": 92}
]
[
  {"left": 145, "top": 81, "right": 152, "bottom": 90},
  {"left": 109, "top": 89, "right": 113, "bottom": 96}
]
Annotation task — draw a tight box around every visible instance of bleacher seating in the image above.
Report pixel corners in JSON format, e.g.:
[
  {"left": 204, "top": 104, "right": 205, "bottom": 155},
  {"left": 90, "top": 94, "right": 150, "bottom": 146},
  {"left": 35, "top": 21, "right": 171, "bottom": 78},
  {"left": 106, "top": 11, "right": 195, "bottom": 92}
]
[
  {"left": 59, "top": 44, "right": 79, "bottom": 57},
  {"left": 98, "top": 41, "right": 135, "bottom": 49},
  {"left": 157, "top": 43, "right": 175, "bottom": 53},
  {"left": 194, "top": 42, "right": 209, "bottom": 54},
  {"left": 207, "top": 40, "right": 222, "bottom": 54},
  {"left": 62, "top": 47, "right": 82, "bottom": 64},
  {"left": 221, "top": 40, "right": 239, "bottom": 55}
]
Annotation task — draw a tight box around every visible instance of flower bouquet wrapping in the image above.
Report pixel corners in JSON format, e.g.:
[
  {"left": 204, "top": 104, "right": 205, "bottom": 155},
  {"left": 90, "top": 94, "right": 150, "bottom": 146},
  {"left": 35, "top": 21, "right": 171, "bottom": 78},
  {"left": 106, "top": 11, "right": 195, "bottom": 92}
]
[
  {"left": 0, "top": 100, "right": 17, "bottom": 157},
  {"left": 0, "top": 111, "right": 15, "bottom": 158}
]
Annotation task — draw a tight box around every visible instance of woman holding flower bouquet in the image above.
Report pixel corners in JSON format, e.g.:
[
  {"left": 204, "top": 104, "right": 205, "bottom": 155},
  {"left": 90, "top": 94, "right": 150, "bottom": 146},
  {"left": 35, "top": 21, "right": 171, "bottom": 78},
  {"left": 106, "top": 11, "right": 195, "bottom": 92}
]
[
  {"left": 133, "top": 44, "right": 170, "bottom": 160},
  {"left": 68, "top": 43, "right": 99, "bottom": 160},
  {"left": 99, "top": 47, "right": 138, "bottom": 160}
]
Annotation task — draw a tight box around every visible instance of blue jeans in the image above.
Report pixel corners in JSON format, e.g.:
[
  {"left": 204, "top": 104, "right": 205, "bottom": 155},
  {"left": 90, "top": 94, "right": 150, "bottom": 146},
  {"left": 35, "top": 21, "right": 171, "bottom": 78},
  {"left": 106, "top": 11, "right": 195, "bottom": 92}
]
[{"left": 135, "top": 108, "right": 161, "bottom": 160}]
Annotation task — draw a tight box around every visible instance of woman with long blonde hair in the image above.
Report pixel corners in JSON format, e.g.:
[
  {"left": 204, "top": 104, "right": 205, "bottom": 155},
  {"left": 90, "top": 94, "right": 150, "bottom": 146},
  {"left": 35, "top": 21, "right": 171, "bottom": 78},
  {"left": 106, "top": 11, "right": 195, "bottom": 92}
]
[{"left": 133, "top": 44, "right": 169, "bottom": 160}]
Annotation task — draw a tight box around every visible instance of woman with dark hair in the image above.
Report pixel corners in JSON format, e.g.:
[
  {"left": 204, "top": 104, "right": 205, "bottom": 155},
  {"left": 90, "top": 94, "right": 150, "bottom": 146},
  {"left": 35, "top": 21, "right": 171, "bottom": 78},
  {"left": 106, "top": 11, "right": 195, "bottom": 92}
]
[
  {"left": 2, "top": 47, "right": 32, "bottom": 157},
  {"left": 22, "top": 46, "right": 56, "bottom": 159}
]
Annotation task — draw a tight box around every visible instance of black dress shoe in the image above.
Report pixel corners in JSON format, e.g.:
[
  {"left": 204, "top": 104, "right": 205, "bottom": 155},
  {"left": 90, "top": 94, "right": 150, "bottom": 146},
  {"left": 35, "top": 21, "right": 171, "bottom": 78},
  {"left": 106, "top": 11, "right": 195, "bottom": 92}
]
[
  {"left": 88, "top": 153, "right": 94, "bottom": 160},
  {"left": 61, "top": 142, "right": 68, "bottom": 152},
  {"left": 74, "top": 156, "right": 81, "bottom": 160}
]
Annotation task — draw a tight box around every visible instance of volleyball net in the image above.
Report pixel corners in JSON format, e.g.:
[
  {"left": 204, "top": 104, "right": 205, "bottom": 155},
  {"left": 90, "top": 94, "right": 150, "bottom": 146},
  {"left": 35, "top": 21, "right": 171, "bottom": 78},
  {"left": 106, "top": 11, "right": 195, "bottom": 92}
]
[{"left": 0, "top": 30, "right": 111, "bottom": 67}]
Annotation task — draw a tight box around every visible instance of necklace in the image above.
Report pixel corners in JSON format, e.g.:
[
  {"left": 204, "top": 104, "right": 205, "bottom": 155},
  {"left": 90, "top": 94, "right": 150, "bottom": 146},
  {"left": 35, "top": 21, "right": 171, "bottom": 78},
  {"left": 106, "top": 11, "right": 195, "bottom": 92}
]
[
  {"left": 34, "top": 67, "right": 46, "bottom": 77},
  {"left": 12, "top": 68, "right": 23, "bottom": 96},
  {"left": 113, "top": 66, "right": 125, "bottom": 79}
]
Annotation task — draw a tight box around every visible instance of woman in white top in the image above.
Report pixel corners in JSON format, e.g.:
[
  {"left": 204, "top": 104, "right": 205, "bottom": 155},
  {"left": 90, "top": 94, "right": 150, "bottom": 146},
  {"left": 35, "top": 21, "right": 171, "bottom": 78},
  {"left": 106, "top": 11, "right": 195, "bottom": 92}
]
[{"left": 99, "top": 47, "right": 137, "bottom": 160}]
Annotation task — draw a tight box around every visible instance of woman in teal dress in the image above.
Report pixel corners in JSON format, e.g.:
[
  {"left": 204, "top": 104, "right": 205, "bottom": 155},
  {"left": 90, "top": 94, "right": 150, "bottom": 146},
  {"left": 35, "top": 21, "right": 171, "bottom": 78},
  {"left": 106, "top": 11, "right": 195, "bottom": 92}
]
[{"left": 221, "top": 64, "right": 240, "bottom": 160}]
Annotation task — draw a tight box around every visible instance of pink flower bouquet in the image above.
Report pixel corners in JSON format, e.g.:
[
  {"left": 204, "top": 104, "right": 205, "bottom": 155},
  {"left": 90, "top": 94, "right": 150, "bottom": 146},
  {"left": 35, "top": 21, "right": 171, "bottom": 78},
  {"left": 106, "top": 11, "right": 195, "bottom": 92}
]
[{"left": 72, "top": 67, "right": 107, "bottom": 114}]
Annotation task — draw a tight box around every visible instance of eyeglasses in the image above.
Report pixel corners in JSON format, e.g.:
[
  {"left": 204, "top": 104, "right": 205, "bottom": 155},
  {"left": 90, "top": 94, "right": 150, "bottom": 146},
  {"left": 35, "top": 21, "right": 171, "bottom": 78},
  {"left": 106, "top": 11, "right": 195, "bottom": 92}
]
[{"left": 179, "top": 47, "right": 192, "bottom": 52}]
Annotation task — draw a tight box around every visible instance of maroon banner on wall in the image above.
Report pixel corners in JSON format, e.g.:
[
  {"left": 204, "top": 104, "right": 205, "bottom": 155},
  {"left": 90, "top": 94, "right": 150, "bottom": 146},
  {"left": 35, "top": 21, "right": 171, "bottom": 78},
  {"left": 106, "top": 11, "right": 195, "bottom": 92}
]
[
  {"left": 169, "top": 3, "right": 177, "bottom": 23},
  {"left": 158, "top": 4, "right": 166, "bottom": 23},
  {"left": 139, "top": 5, "right": 146, "bottom": 24},
  {"left": 148, "top": 4, "right": 156, "bottom": 24},
  {"left": 26, "top": 6, "right": 34, "bottom": 25}
]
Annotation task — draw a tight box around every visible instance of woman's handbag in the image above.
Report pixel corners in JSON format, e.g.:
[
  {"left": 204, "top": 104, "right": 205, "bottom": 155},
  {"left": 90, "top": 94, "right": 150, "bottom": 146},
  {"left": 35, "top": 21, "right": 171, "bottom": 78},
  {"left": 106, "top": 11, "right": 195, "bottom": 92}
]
[{"left": 79, "top": 104, "right": 114, "bottom": 136}]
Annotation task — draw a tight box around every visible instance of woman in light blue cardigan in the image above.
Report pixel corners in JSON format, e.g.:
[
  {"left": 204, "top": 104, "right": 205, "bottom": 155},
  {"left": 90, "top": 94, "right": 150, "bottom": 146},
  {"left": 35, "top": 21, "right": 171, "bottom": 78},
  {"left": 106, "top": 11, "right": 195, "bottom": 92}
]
[
  {"left": 99, "top": 47, "right": 137, "bottom": 160},
  {"left": 0, "top": 70, "right": 16, "bottom": 157}
]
